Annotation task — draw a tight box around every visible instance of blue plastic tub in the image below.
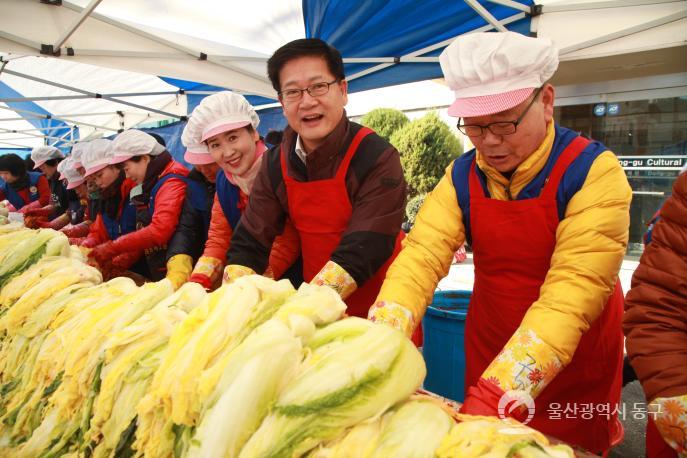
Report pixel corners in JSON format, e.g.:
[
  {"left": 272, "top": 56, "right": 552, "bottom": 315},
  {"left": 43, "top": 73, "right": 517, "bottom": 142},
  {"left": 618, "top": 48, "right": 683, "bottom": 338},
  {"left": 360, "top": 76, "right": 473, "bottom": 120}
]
[{"left": 422, "top": 290, "right": 471, "bottom": 402}]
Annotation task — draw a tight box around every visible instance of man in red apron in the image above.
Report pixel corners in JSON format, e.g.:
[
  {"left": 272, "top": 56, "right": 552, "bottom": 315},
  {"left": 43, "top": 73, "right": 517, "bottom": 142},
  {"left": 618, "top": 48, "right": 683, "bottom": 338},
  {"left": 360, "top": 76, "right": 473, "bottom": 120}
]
[
  {"left": 224, "top": 39, "right": 408, "bottom": 328},
  {"left": 371, "top": 32, "right": 632, "bottom": 454}
]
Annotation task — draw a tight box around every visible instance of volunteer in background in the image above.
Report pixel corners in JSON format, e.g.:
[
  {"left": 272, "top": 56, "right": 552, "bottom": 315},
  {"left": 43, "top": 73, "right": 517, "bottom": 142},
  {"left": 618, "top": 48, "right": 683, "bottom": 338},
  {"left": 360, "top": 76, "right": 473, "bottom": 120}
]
[
  {"left": 0, "top": 153, "right": 50, "bottom": 213},
  {"left": 224, "top": 39, "right": 407, "bottom": 324},
  {"left": 89, "top": 130, "right": 188, "bottom": 281},
  {"left": 624, "top": 170, "right": 687, "bottom": 458},
  {"left": 164, "top": 141, "right": 218, "bottom": 290},
  {"left": 41, "top": 156, "right": 87, "bottom": 232},
  {"left": 59, "top": 142, "right": 92, "bottom": 238},
  {"left": 79, "top": 139, "right": 140, "bottom": 275},
  {"left": 371, "top": 31, "right": 631, "bottom": 454},
  {"left": 30, "top": 145, "right": 69, "bottom": 219},
  {"left": 177, "top": 91, "right": 300, "bottom": 290}
]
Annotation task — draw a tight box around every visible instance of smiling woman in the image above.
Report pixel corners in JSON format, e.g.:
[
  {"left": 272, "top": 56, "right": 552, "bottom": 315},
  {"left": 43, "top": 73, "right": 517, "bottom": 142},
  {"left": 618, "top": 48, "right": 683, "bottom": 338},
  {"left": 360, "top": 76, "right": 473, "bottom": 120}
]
[
  {"left": 206, "top": 127, "right": 260, "bottom": 179},
  {"left": 169, "top": 91, "right": 301, "bottom": 291}
]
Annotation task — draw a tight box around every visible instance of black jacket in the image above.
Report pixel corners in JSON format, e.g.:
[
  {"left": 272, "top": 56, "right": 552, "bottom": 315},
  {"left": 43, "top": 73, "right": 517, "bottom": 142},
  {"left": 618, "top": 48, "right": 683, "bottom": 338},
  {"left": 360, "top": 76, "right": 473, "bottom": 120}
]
[{"left": 166, "top": 168, "right": 215, "bottom": 262}]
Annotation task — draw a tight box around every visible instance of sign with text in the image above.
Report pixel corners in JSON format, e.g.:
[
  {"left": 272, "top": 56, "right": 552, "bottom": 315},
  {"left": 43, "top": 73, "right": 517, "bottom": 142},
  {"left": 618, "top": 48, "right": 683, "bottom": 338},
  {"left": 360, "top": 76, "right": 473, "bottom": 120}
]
[{"left": 617, "top": 155, "right": 686, "bottom": 170}]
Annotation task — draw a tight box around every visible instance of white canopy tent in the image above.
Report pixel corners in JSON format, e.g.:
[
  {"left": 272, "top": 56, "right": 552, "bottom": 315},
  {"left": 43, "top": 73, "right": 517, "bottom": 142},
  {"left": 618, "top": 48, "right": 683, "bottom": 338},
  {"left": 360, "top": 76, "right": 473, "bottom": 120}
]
[{"left": 0, "top": 0, "right": 685, "bottom": 152}]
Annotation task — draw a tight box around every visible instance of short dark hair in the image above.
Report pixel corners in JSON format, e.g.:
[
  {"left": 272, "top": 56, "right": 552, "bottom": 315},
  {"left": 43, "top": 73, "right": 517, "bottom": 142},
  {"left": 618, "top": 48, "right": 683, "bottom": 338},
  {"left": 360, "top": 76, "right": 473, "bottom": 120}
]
[
  {"left": 24, "top": 157, "right": 35, "bottom": 171},
  {"left": 267, "top": 38, "right": 345, "bottom": 92},
  {"left": 264, "top": 130, "right": 283, "bottom": 146},
  {"left": 0, "top": 154, "right": 27, "bottom": 177},
  {"left": 128, "top": 155, "right": 147, "bottom": 163},
  {"left": 44, "top": 158, "right": 61, "bottom": 168},
  {"left": 148, "top": 132, "right": 166, "bottom": 147}
]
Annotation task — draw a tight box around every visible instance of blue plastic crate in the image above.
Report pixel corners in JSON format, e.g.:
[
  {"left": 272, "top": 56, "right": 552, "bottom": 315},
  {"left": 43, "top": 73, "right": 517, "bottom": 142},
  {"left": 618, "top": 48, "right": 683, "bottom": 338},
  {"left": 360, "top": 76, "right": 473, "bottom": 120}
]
[{"left": 422, "top": 290, "right": 470, "bottom": 402}]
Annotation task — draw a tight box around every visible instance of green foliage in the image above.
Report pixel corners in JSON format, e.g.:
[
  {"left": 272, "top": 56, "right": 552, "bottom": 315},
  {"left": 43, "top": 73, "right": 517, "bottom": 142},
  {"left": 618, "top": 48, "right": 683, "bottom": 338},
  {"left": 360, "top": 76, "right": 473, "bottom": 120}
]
[
  {"left": 390, "top": 112, "right": 462, "bottom": 198},
  {"left": 405, "top": 193, "right": 427, "bottom": 226},
  {"left": 360, "top": 108, "right": 409, "bottom": 142}
]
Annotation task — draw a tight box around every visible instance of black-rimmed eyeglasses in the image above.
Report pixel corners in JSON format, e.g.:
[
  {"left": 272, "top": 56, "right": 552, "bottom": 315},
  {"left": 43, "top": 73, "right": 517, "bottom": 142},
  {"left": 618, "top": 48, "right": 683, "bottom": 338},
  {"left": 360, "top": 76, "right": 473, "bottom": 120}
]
[
  {"left": 456, "top": 87, "right": 542, "bottom": 137},
  {"left": 278, "top": 80, "right": 340, "bottom": 102}
]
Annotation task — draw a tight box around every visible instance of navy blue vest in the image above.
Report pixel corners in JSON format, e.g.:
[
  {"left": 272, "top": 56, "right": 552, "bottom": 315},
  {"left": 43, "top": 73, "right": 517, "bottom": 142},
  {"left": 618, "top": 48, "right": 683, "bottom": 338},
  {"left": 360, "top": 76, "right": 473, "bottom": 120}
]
[
  {"left": 451, "top": 125, "right": 609, "bottom": 245},
  {"left": 215, "top": 170, "right": 242, "bottom": 230},
  {"left": 0, "top": 172, "right": 41, "bottom": 210}
]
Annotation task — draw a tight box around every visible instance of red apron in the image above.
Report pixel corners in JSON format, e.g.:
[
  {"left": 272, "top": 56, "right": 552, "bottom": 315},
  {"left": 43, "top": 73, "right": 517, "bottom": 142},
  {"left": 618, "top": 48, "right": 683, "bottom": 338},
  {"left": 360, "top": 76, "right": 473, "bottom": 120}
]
[
  {"left": 280, "top": 127, "right": 405, "bottom": 319},
  {"left": 647, "top": 418, "right": 679, "bottom": 458},
  {"left": 464, "top": 137, "right": 624, "bottom": 453}
]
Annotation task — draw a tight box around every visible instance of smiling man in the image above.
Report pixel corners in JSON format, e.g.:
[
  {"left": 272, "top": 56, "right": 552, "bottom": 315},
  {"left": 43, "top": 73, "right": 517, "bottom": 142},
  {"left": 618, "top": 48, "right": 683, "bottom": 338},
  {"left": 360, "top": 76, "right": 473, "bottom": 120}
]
[
  {"left": 225, "top": 38, "right": 408, "bottom": 324},
  {"left": 371, "top": 32, "right": 632, "bottom": 454}
]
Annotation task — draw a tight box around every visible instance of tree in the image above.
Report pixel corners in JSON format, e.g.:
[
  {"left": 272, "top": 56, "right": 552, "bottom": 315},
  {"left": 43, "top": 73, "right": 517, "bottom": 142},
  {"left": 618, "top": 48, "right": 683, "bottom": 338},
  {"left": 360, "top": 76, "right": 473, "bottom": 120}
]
[
  {"left": 405, "top": 193, "right": 427, "bottom": 226},
  {"left": 391, "top": 112, "right": 462, "bottom": 198},
  {"left": 360, "top": 108, "right": 409, "bottom": 142}
]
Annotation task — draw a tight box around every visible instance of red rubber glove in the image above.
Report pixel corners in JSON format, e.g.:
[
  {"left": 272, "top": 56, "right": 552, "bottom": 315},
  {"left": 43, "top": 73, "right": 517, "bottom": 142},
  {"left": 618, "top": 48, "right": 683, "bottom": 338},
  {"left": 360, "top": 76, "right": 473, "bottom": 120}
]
[
  {"left": 61, "top": 221, "right": 91, "bottom": 238},
  {"left": 45, "top": 213, "right": 70, "bottom": 230},
  {"left": 68, "top": 237, "right": 86, "bottom": 246},
  {"left": 460, "top": 377, "right": 530, "bottom": 423},
  {"left": 24, "top": 215, "right": 48, "bottom": 229},
  {"left": 18, "top": 200, "right": 41, "bottom": 214},
  {"left": 89, "top": 241, "right": 118, "bottom": 269},
  {"left": 188, "top": 273, "right": 212, "bottom": 290},
  {"left": 36, "top": 219, "right": 54, "bottom": 228},
  {"left": 23, "top": 204, "right": 57, "bottom": 218},
  {"left": 80, "top": 236, "right": 99, "bottom": 249}
]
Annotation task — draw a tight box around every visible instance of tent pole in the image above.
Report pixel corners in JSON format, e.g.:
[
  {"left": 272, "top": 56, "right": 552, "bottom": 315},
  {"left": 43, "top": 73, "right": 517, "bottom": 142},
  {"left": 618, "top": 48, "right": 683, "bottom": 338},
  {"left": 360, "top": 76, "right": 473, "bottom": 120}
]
[
  {"left": 465, "top": 0, "right": 509, "bottom": 32},
  {"left": 0, "top": 31, "right": 42, "bottom": 52},
  {"left": 0, "top": 128, "right": 74, "bottom": 145},
  {"left": 60, "top": 1, "right": 272, "bottom": 86},
  {"left": 49, "top": 127, "right": 75, "bottom": 147},
  {"left": 0, "top": 105, "right": 119, "bottom": 132},
  {"left": 2, "top": 135, "right": 73, "bottom": 144},
  {"left": 559, "top": 9, "right": 687, "bottom": 55},
  {"left": 53, "top": 0, "right": 104, "bottom": 50},
  {"left": 69, "top": 50, "right": 269, "bottom": 63},
  {"left": 1, "top": 68, "right": 186, "bottom": 120},
  {"left": 485, "top": 0, "right": 532, "bottom": 14},
  {"left": 346, "top": 12, "right": 526, "bottom": 82},
  {"left": 0, "top": 140, "right": 36, "bottom": 148},
  {"left": 0, "top": 126, "right": 74, "bottom": 133},
  {"left": 542, "top": 0, "right": 681, "bottom": 13},
  {"left": 0, "top": 90, "right": 182, "bottom": 103}
]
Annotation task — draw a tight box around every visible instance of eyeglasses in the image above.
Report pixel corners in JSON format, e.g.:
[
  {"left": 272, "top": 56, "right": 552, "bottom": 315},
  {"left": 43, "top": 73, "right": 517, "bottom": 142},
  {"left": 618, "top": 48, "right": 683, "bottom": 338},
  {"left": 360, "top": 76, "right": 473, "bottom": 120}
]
[
  {"left": 456, "top": 88, "right": 542, "bottom": 137},
  {"left": 278, "top": 80, "right": 340, "bottom": 102}
]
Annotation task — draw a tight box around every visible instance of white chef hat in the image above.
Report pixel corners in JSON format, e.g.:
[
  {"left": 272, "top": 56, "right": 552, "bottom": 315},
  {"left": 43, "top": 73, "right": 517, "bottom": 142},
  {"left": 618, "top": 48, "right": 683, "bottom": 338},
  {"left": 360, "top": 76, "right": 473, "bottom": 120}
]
[
  {"left": 31, "top": 145, "right": 64, "bottom": 168},
  {"left": 439, "top": 31, "right": 559, "bottom": 118},
  {"left": 69, "top": 141, "right": 90, "bottom": 169},
  {"left": 186, "top": 91, "right": 260, "bottom": 144},
  {"left": 111, "top": 129, "right": 166, "bottom": 165},
  {"left": 81, "top": 138, "right": 114, "bottom": 177},
  {"left": 57, "top": 157, "right": 85, "bottom": 189},
  {"left": 180, "top": 117, "right": 214, "bottom": 165}
]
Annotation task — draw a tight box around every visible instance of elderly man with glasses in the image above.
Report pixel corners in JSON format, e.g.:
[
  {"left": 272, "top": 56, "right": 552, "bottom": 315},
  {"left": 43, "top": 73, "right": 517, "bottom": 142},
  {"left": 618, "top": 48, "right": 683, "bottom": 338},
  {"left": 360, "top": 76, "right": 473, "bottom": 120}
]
[
  {"left": 224, "top": 38, "right": 414, "bottom": 340},
  {"left": 371, "top": 32, "right": 632, "bottom": 454}
]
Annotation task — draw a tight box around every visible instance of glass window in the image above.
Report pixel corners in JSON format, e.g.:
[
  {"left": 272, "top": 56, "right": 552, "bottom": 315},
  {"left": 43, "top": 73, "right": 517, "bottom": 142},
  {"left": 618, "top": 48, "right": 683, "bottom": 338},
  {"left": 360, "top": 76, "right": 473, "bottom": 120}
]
[{"left": 555, "top": 96, "right": 687, "bottom": 255}]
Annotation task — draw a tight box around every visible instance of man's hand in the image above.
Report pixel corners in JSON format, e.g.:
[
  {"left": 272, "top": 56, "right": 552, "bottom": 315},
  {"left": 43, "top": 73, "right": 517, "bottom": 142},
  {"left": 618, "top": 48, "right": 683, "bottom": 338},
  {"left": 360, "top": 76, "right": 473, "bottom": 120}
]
[
  {"left": 650, "top": 394, "right": 687, "bottom": 455},
  {"left": 222, "top": 264, "right": 256, "bottom": 285},
  {"left": 367, "top": 300, "right": 415, "bottom": 337},
  {"left": 189, "top": 256, "right": 223, "bottom": 290}
]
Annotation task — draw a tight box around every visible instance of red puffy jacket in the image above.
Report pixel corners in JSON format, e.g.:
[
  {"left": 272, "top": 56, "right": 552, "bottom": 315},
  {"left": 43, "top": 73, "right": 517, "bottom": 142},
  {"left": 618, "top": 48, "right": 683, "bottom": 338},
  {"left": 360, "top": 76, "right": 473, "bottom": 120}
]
[
  {"left": 203, "top": 188, "right": 300, "bottom": 280},
  {"left": 110, "top": 160, "right": 188, "bottom": 254}
]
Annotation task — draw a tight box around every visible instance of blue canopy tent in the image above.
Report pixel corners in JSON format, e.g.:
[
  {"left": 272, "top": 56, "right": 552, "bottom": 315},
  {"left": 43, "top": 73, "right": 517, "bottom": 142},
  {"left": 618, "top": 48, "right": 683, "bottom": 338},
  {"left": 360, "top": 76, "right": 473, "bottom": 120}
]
[
  {"left": 1, "top": 0, "right": 535, "bottom": 162},
  {"left": 0, "top": 81, "right": 77, "bottom": 153}
]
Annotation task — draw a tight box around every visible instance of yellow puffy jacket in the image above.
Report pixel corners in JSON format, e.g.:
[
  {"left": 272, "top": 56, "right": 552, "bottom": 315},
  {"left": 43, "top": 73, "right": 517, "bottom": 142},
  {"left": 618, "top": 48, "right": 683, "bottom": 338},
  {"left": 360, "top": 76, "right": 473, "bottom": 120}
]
[{"left": 377, "top": 122, "right": 631, "bottom": 371}]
